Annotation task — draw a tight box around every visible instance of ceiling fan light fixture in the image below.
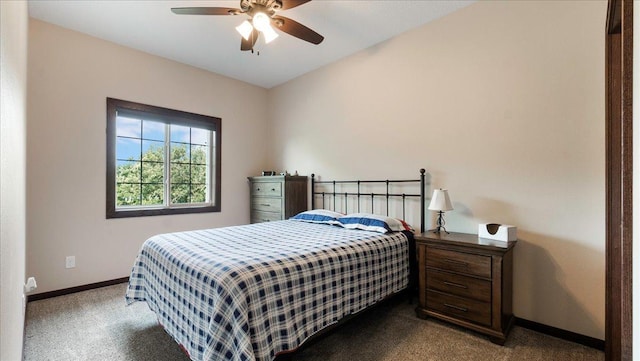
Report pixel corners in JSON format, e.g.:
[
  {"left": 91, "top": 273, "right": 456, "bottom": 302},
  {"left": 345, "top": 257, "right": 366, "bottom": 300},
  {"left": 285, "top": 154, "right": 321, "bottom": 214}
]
[
  {"left": 171, "top": 1, "right": 322, "bottom": 50},
  {"left": 235, "top": 20, "right": 254, "bottom": 40}
]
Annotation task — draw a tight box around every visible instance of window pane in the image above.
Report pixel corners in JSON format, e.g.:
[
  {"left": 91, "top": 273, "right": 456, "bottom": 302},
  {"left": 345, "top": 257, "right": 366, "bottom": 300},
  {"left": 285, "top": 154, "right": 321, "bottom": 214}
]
[
  {"left": 142, "top": 120, "right": 164, "bottom": 141},
  {"left": 171, "top": 184, "right": 190, "bottom": 204},
  {"left": 116, "top": 116, "right": 141, "bottom": 138},
  {"left": 191, "top": 128, "right": 209, "bottom": 145},
  {"left": 116, "top": 137, "right": 141, "bottom": 161},
  {"left": 191, "top": 164, "right": 207, "bottom": 185},
  {"left": 170, "top": 163, "right": 190, "bottom": 184},
  {"left": 191, "top": 145, "right": 207, "bottom": 165},
  {"left": 170, "top": 142, "right": 190, "bottom": 163},
  {"left": 116, "top": 160, "right": 141, "bottom": 183},
  {"left": 142, "top": 140, "right": 164, "bottom": 162},
  {"left": 116, "top": 183, "right": 141, "bottom": 206},
  {"left": 142, "top": 184, "right": 164, "bottom": 205},
  {"left": 191, "top": 184, "right": 207, "bottom": 203},
  {"left": 170, "top": 125, "right": 190, "bottom": 143},
  {"left": 142, "top": 161, "right": 163, "bottom": 184}
]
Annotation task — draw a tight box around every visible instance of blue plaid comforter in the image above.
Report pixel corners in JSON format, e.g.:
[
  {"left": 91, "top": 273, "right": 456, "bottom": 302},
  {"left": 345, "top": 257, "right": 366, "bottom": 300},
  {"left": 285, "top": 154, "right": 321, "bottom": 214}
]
[{"left": 125, "top": 220, "right": 409, "bottom": 361}]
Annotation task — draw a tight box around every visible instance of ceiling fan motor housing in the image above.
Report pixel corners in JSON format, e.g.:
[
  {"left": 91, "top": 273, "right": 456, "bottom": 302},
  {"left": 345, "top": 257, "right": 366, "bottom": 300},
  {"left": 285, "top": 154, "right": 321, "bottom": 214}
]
[{"left": 241, "top": 0, "right": 283, "bottom": 13}]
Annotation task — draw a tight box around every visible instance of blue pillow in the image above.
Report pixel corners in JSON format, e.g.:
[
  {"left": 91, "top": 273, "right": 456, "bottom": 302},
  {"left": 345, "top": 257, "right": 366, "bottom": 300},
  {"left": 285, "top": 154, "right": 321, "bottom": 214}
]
[
  {"left": 289, "top": 209, "right": 343, "bottom": 224},
  {"left": 337, "top": 213, "right": 412, "bottom": 233}
]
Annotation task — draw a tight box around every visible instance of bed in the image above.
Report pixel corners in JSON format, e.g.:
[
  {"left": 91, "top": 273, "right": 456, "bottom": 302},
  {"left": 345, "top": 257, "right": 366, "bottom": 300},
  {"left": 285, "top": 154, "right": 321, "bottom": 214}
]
[{"left": 125, "top": 169, "right": 426, "bottom": 361}]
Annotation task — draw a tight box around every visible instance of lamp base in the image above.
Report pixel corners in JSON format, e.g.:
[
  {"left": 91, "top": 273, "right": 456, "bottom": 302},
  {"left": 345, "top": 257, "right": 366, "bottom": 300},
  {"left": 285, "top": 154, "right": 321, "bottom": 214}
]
[
  {"left": 431, "top": 211, "right": 450, "bottom": 234},
  {"left": 431, "top": 226, "right": 450, "bottom": 234}
]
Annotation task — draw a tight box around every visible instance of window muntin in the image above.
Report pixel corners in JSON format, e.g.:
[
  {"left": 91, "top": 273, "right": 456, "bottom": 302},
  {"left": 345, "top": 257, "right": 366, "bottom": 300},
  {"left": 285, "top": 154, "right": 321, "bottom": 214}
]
[{"left": 107, "top": 98, "right": 221, "bottom": 218}]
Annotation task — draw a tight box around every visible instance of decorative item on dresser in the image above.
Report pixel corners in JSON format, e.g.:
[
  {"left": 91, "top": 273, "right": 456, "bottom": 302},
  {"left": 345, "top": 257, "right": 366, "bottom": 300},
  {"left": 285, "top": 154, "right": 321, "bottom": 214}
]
[
  {"left": 415, "top": 231, "right": 517, "bottom": 345},
  {"left": 248, "top": 175, "right": 308, "bottom": 223}
]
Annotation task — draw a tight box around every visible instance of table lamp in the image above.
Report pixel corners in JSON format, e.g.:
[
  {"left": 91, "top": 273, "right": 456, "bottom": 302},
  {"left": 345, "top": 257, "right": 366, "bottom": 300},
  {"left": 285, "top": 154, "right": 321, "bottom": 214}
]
[{"left": 428, "top": 189, "right": 453, "bottom": 234}]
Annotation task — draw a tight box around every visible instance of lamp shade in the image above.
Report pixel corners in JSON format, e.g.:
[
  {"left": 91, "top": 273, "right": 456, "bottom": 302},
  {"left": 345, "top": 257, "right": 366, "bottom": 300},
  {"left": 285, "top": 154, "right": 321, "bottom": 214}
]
[
  {"left": 261, "top": 25, "right": 279, "bottom": 43},
  {"left": 236, "top": 20, "right": 254, "bottom": 40},
  {"left": 428, "top": 189, "right": 453, "bottom": 211}
]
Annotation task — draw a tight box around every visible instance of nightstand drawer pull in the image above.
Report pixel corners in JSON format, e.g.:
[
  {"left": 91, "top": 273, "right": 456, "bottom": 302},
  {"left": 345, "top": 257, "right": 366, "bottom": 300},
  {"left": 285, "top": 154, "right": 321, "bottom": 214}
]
[
  {"left": 260, "top": 203, "right": 271, "bottom": 207},
  {"left": 444, "top": 303, "right": 468, "bottom": 312},
  {"left": 443, "top": 281, "right": 468, "bottom": 289},
  {"left": 444, "top": 259, "right": 468, "bottom": 267}
]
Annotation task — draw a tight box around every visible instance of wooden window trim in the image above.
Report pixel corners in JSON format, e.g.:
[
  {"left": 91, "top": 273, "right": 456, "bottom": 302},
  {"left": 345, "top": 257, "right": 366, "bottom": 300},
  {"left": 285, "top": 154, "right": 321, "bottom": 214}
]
[{"left": 106, "top": 98, "right": 222, "bottom": 218}]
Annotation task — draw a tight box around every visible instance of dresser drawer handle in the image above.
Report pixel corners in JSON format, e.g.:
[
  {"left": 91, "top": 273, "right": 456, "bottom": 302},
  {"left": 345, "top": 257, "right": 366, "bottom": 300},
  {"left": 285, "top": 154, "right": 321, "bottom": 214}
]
[
  {"left": 443, "top": 281, "right": 468, "bottom": 289},
  {"left": 271, "top": 188, "right": 276, "bottom": 191},
  {"left": 444, "top": 303, "right": 468, "bottom": 312},
  {"left": 444, "top": 259, "right": 468, "bottom": 267},
  {"left": 260, "top": 204, "right": 271, "bottom": 207},
  {"left": 257, "top": 188, "right": 261, "bottom": 191}
]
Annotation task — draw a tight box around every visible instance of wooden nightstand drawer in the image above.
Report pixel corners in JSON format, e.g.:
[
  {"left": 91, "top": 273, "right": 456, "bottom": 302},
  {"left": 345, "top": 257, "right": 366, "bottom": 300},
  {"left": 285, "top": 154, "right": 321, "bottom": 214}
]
[
  {"left": 250, "top": 210, "right": 282, "bottom": 223},
  {"left": 251, "top": 182, "right": 282, "bottom": 197},
  {"left": 426, "top": 290, "right": 491, "bottom": 327},
  {"left": 251, "top": 197, "right": 283, "bottom": 212},
  {"left": 426, "top": 269, "right": 491, "bottom": 302},
  {"left": 426, "top": 247, "right": 491, "bottom": 279}
]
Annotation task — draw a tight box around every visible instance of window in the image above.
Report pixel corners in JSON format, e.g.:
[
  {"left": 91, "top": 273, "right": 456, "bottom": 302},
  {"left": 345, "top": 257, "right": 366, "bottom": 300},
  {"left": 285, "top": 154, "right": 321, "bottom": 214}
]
[{"left": 106, "top": 98, "right": 221, "bottom": 218}]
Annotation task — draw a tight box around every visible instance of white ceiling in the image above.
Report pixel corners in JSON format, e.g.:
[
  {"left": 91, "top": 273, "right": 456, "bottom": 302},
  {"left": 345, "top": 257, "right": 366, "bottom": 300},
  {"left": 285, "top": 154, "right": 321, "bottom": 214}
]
[{"left": 28, "top": 0, "right": 474, "bottom": 89}]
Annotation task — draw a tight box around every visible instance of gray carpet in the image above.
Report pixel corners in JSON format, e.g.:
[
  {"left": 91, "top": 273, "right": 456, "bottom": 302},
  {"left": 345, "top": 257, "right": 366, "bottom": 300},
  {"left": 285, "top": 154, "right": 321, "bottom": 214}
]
[{"left": 24, "top": 283, "right": 604, "bottom": 361}]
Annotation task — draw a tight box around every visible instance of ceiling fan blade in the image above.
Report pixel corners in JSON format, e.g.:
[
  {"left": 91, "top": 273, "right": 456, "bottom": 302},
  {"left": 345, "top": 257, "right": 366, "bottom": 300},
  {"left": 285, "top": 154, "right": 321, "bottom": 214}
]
[
  {"left": 280, "top": 0, "right": 312, "bottom": 10},
  {"left": 272, "top": 15, "right": 324, "bottom": 45},
  {"left": 171, "top": 7, "right": 241, "bottom": 16},
  {"left": 240, "top": 29, "right": 260, "bottom": 51}
]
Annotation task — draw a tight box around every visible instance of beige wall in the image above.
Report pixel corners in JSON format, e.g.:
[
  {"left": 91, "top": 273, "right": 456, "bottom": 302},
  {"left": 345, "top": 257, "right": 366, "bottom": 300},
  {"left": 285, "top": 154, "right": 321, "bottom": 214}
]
[
  {"left": 1, "top": 1, "right": 29, "bottom": 360},
  {"left": 268, "top": 0, "right": 606, "bottom": 339},
  {"left": 27, "top": 20, "right": 269, "bottom": 295}
]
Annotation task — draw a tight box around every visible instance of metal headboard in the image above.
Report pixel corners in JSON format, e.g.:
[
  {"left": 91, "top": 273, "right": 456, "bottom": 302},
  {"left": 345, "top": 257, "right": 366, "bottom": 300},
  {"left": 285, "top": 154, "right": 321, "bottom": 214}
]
[{"left": 311, "top": 169, "right": 426, "bottom": 233}]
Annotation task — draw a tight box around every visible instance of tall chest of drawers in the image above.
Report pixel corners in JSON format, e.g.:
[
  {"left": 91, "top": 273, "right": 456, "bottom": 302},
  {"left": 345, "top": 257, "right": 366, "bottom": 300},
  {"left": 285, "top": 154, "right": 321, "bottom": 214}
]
[
  {"left": 248, "top": 175, "right": 308, "bottom": 224},
  {"left": 415, "top": 232, "right": 516, "bottom": 345}
]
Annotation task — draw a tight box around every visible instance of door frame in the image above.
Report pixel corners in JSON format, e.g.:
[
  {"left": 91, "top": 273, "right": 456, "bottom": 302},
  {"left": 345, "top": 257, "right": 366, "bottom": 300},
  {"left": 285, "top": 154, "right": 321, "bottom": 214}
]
[{"left": 605, "top": 0, "right": 633, "bottom": 360}]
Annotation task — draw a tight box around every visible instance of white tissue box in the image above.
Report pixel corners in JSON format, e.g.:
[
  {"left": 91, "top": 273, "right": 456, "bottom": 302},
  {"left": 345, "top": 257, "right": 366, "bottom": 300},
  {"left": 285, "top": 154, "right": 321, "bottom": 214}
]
[{"left": 478, "top": 223, "right": 517, "bottom": 242}]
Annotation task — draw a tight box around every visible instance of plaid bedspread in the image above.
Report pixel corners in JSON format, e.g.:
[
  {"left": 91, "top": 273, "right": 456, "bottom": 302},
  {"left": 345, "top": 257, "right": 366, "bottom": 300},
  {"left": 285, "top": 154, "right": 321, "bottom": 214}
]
[{"left": 125, "top": 220, "right": 409, "bottom": 361}]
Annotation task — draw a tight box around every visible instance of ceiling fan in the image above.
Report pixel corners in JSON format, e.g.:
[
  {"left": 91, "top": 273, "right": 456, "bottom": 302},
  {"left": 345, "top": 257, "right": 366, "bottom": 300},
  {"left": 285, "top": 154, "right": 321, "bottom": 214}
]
[{"left": 171, "top": 0, "right": 324, "bottom": 51}]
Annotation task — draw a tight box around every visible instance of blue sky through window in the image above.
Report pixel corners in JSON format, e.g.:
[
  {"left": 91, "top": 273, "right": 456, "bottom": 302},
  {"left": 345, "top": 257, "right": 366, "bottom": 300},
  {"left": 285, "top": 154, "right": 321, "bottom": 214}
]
[{"left": 116, "top": 116, "right": 208, "bottom": 161}]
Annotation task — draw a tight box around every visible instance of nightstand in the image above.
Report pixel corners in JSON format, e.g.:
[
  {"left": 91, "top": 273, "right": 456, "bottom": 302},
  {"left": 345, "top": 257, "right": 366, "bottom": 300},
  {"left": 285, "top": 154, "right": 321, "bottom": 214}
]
[
  {"left": 248, "top": 175, "right": 307, "bottom": 224},
  {"left": 414, "top": 231, "right": 516, "bottom": 345}
]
